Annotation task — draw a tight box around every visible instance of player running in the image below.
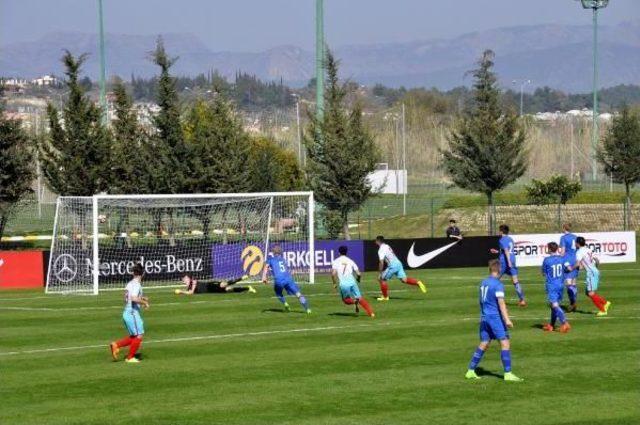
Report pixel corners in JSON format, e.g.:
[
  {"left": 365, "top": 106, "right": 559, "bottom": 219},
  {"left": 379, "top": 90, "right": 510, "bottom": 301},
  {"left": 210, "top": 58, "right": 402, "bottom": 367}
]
[
  {"left": 541, "top": 242, "right": 571, "bottom": 333},
  {"left": 568, "top": 236, "right": 612, "bottom": 317},
  {"left": 331, "top": 245, "right": 375, "bottom": 318},
  {"left": 559, "top": 223, "right": 579, "bottom": 311},
  {"left": 465, "top": 260, "right": 522, "bottom": 382},
  {"left": 109, "top": 263, "right": 149, "bottom": 363},
  {"left": 175, "top": 274, "right": 256, "bottom": 295},
  {"left": 262, "top": 245, "right": 311, "bottom": 314},
  {"left": 490, "top": 224, "right": 526, "bottom": 307},
  {"left": 374, "top": 235, "right": 426, "bottom": 301}
]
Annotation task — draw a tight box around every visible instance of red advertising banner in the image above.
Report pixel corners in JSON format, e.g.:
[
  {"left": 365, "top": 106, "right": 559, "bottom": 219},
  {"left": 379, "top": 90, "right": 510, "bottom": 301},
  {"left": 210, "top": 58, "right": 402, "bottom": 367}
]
[{"left": 0, "top": 251, "right": 45, "bottom": 289}]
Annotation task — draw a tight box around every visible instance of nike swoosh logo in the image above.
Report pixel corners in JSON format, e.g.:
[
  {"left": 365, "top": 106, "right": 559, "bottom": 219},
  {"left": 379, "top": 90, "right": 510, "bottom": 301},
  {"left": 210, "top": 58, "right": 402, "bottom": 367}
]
[{"left": 407, "top": 241, "right": 460, "bottom": 268}]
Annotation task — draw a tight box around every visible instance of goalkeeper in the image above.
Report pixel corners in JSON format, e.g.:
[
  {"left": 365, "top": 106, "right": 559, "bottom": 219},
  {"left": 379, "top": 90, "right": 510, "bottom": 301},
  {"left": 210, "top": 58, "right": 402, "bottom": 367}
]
[{"left": 175, "top": 274, "right": 256, "bottom": 295}]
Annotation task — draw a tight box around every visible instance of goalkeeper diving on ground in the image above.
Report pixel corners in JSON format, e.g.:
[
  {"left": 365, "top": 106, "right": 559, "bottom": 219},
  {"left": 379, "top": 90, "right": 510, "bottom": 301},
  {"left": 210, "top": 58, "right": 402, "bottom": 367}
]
[{"left": 175, "top": 274, "right": 257, "bottom": 295}]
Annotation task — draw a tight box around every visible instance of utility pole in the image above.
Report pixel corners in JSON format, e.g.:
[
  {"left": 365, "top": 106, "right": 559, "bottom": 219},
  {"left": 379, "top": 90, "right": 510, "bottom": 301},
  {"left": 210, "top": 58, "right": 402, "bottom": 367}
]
[
  {"left": 97, "top": 0, "right": 107, "bottom": 124},
  {"left": 512, "top": 79, "right": 531, "bottom": 116},
  {"left": 402, "top": 103, "right": 407, "bottom": 216},
  {"left": 315, "top": 0, "right": 324, "bottom": 125}
]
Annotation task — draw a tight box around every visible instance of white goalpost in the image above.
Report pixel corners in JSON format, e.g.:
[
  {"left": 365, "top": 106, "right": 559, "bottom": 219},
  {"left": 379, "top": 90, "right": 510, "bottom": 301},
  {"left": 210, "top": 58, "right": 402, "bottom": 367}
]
[{"left": 45, "top": 192, "right": 315, "bottom": 294}]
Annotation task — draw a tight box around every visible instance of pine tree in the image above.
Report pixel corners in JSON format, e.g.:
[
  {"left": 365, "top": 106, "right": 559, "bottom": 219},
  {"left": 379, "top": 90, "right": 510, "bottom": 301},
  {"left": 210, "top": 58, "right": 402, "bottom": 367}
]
[
  {"left": 110, "top": 79, "right": 153, "bottom": 194},
  {"left": 39, "top": 51, "right": 111, "bottom": 196},
  {"left": 597, "top": 105, "right": 640, "bottom": 229},
  {"left": 0, "top": 85, "right": 35, "bottom": 240},
  {"left": 150, "top": 38, "right": 190, "bottom": 193},
  {"left": 305, "top": 51, "right": 379, "bottom": 240},
  {"left": 441, "top": 50, "right": 528, "bottom": 234},
  {"left": 182, "top": 96, "right": 252, "bottom": 193}
]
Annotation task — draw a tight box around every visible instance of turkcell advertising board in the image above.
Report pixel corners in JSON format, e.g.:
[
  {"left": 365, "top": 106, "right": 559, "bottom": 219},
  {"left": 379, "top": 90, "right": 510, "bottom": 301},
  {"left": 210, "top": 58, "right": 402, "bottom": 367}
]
[
  {"left": 511, "top": 231, "right": 636, "bottom": 266},
  {"left": 210, "top": 240, "right": 365, "bottom": 280}
]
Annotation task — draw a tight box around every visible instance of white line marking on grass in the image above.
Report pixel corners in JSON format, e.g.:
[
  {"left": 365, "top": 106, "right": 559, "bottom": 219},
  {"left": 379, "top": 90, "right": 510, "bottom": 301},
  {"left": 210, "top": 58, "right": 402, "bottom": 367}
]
[{"left": 0, "top": 323, "right": 383, "bottom": 357}]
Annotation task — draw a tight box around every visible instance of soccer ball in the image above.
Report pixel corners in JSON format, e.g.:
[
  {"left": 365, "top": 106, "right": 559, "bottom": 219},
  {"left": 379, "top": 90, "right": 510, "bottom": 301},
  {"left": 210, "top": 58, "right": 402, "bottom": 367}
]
[
  {"left": 98, "top": 214, "right": 107, "bottom": 224},
  {"left": 174, "top": 289, "right": 181, "bottom": 295}
]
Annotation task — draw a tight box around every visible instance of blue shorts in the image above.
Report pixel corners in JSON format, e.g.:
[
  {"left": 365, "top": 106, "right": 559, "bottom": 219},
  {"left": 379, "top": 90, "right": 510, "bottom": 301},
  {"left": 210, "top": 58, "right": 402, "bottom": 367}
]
[
  {"left": 339, "top": 278, "right": 362, "bottom": 300},
  {"left": 382, "top": 260, "right": 407, "bottom": 280},
  {"left": 479, "top": 316, "right": 509, "bottom": 341},
  {"left": 585, "top": 269, "right": 600, "bottom": 293},
  {"left": 123, "top": 310, "right": 144, "bottom": 336},
  {"left": 545, "top": 283, "right": 564, "bottom": 304},
  {"left": 499, "top": 261, "right": 518, "bottom": 277},
  {"left": 274, "top": 279, "right": 301, "bottom": 297}
]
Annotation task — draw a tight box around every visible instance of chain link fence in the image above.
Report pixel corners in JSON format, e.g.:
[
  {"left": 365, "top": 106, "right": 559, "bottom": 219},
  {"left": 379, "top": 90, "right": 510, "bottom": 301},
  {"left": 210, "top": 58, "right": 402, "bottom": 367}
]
[{"left": 2, "top": 192, "right": 638, "bottom": 246}]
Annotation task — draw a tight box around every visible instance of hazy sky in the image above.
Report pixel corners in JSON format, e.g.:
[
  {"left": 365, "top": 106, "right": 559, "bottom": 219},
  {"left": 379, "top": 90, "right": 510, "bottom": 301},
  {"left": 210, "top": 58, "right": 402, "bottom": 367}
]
[{"left": 1, "top": 0, "right": 638, "bottom": 50}]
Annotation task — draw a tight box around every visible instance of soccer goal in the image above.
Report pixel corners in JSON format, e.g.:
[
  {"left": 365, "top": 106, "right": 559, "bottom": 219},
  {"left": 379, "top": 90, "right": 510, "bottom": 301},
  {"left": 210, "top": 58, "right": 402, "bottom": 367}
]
[{"left": 45, "top": 192, "right": 315, "bottom": 294}]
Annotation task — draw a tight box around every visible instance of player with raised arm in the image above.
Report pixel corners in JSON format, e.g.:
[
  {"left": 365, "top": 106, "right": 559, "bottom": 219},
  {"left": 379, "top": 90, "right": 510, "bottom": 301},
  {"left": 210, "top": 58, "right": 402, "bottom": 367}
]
[
  {"left": 374, "top": 235, "right": 426, "bottom": 301},
  {"left": 465, "top": 260, "right": 523, "bottom": 382},
  {"left": 541, "top": 242, "right": 571, "bottom": 333},
  {"left": 262, "top": 244, "right": 311, "bottom": 314},
  {"left": 569, "top": 236, "right": 612, "bottom": 316},
  {"left": 490, "top": 225, "right": 526, "bottom": 307},
  {"left": 559, "top": 223, "right": 579, "bottom": 312},
  {"left": 331, "top": 245, "right": 375, "bottom": 318},
  {"left": 109, "top": 263, "right": 149, "bottom": 363},
  {"left": 175, "top": 274, "right": 256, "bottom": 295}
]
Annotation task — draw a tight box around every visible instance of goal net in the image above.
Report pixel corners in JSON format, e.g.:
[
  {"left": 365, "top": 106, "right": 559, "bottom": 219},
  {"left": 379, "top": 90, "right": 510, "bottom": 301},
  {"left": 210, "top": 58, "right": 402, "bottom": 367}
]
[{"left": 46, "top": 192, "right": 315, "bottom": 294}]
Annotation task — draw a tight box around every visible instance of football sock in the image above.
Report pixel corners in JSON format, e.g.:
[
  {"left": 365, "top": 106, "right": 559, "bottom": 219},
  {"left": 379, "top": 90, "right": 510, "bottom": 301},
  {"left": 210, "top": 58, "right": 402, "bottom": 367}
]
[
  {"left": 116, "top": 336, "right": 132, "bottom": 348},
  {"left": 553, "top": 306, "right": 566, "bottom": 324},
  {"left": 380, "top": 281, "right": 389, "bottom": 297},
  {"left": 500, "top": 350, "right": 512, "bottom": 373},
  {"left": 550, "top": 308, "right": 557, "bottom": 326},
  {"left": 404, "top": 277, "right": 418, "bottom": 286},
  {"left": 298, "top": 296, "right": 309, "bottom": 310},
  {"left": 513, "top": 282, "right": 525, "bottom": 301},
  {"left": 468, "top": 347, "right": 485, "bottom": 370},
  {"left": 589, "top": 294, "right": 606, "bottom": 311},
  {"left": 277, "top": 295, "right": 287, "bottom": 304},
  {"left": 358, "top": 298, "right": 374, "bottom": 316},
  {"left": 567, "top": 285, "right": 578, "bottom": 305},
  {"left": 343, "top": 297, "right": 355, "bottom": 305},
  {"left": 127, "top": 336, "right": 142, "bottom": 359}
]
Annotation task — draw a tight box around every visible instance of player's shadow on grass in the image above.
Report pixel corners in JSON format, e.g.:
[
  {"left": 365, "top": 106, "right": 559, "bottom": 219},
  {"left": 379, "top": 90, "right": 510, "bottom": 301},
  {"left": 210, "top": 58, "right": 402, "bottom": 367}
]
[
  {"left": 561, "top": 306, "right": 593, "bottom": 315},
  {"left": 328, "top": 312, "right": 359, "bottom": 317},
  {"left": 531, "top": 324, "right": 546, "bottom": 330},
  {"left": 261, "top": 308, "right": 307, "bottom": 314},
  {"left": 476, "top": 367, "right": 503, "bottom": 380}
]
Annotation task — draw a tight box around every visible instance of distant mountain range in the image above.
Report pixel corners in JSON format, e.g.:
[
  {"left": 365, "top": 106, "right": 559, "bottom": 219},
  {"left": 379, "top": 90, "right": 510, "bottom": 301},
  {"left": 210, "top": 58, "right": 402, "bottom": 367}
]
[{"left": 1, "top": 21, "right": 639, "bottom": 92}]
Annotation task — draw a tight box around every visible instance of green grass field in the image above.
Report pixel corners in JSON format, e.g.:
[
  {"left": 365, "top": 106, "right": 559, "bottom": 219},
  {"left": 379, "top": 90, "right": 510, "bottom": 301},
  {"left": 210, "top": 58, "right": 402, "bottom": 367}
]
[{"left": 1, "top": 264, "right": 639, "bottom": 425}]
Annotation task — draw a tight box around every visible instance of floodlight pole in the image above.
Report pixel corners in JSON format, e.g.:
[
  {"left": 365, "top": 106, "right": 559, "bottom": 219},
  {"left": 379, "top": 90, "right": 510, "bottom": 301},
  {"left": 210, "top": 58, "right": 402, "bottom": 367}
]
[
  {"left": 315, "top": 0, "right": 324, "bottom": 125},
  {"left": 578, "top": 0, "right": 609, "bottom": 181},
  {"left": 590, "top": 6, "right": 599, "bottom": 181},
  {"left": 512, "top": 79, "right": 531, "bottom": 116},
  {"left": 97, "top": 0, "right": 107, "bottom": 125}
]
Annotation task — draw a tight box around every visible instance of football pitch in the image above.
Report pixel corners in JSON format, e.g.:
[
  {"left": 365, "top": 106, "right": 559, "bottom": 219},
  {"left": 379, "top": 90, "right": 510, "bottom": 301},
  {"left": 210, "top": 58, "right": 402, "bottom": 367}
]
[{"left": 1, "top": 265, "right": 639, "bottom": 425}]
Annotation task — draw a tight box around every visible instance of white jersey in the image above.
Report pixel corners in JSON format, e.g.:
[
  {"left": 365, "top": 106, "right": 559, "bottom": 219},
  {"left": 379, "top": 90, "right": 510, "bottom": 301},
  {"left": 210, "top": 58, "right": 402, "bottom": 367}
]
[
  {"left": 378, "top": 243, "right": 399, "bottom": 265},
  {"left": 576, "top": 247, "right": 598, "bottom": 273},
  {"left": 124, "top": 279, "right": 143, "bottom": 312},
  {"left": 332, "top": 256, "right": 359, "bottom": 283}
]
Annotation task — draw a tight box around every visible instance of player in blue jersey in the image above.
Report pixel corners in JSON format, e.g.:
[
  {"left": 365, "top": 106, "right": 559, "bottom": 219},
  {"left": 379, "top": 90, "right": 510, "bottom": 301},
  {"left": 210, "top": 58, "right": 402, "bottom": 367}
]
[
  {"left": 109, "top": 263, "right": 149, "bottom": 363},
  {"left": 559, "top": 223, "right": 579, "bottom": 312},
  {"left": 490, "top": 224, "right": 526, "bottom": 306},
  {"left": 541, "top": 242, "right": 571, "bottom": 333},
  {"left": 261, "top": 244, "right": 311, "bottom": 314},
  {"left": 465, "top": 260, "right": 522, "bottom": 382}
]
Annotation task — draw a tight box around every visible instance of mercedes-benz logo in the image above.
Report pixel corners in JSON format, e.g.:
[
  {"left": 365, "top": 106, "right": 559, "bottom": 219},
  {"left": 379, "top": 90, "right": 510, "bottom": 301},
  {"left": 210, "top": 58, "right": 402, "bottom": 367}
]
[{"left": 52, "top": 254, "right": 78, "bottom": 283}]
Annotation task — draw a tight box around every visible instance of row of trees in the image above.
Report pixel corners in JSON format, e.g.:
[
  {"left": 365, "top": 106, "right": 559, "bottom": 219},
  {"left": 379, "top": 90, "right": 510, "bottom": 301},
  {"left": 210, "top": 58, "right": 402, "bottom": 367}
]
[
  {"left": 1, "top": 45, "right": 639, "bottom": 241},
  {"left": 38, "top": 40, "right": 302, "bottom": 199}
]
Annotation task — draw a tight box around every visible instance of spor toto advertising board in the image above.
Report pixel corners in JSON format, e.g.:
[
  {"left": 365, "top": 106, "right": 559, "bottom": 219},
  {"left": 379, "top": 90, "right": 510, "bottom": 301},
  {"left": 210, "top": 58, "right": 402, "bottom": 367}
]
[
  {"left": 210, "top": 240, "right": 365, "bottom": 280},
  {"left": 510, "top": 231, "right": 637, "bottom": 266}
]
